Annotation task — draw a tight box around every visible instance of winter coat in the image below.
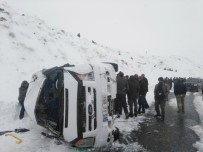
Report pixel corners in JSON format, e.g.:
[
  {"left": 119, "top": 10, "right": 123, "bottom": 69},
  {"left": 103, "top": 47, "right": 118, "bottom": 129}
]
[
  {"left": 18, "top": 80, "right": 29, "bottom": 102},
  {"left": 134, "top": 78, "right": 140, "bottom": 97},
  {"left": 128, "top": 76, "right": 140, "bottom": 98},
  {"left": 117, "top": 75, "right": 129, "bottom": 95},
  {"left": 174, "top": 81, "right": 187, "bottom": 95},
  {"left": 139, "top": 78, "right": 148, "bottom": 96},
  {"left": 154, "top": 81, "right": 169, "bottom": 101},
  {"left": 143, "top": 77, "right": 149, "bottom": 91}
]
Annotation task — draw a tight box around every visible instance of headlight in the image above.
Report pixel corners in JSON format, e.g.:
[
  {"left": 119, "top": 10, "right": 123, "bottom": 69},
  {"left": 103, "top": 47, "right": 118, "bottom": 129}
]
[
  {"left": 88, "top": 104, "right": 93, "bottom": 115},
  {"left": 75, "top": 137, "right": 95, "bottom": 148},
  {"left": 77, "top": 72, "right": 94, "bottom": 81}
]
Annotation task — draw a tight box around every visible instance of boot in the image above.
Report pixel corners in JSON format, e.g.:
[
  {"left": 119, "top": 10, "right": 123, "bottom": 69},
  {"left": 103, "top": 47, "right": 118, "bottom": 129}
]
[
  {"left": 128, "top": 113, "right": 133, "bottom": 118},
  {"left": 154, "top": 113, "right": 161, "bottom": 117}
]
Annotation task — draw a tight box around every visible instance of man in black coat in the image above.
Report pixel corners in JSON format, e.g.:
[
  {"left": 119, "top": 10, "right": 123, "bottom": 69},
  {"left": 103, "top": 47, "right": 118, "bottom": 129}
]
[
  {"left": 18, "top": 80, "right": 29, "bottom": 119},
  {"left": 116, "top": 71, "right": 129, "bottom": 119},
  {"left": 138, "top": 74, "right": 149, "bottom": 113},
  {"left": 128, "top": 75, "right": 140, "bottom": 117},
  {"left": 174, "top": 78, "right": 187, "bottom": 113}
]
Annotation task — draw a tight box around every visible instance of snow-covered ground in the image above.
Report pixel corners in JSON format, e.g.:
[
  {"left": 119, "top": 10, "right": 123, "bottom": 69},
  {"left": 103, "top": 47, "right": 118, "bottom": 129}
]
[
  {"left": 192, "top": 94, "right": 203, "bottom": 151},
  {"left": 1, "top": 1, "right": 203, "bottom": 152}
]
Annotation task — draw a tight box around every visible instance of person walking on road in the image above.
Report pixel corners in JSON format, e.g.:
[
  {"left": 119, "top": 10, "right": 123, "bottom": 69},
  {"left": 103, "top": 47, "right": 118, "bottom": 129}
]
[
  {"left": 154, "top": 77, "right": 169, "bottom": 121},
  {"left": 174, "top": 78, "right": 187, "bottom": 113}
]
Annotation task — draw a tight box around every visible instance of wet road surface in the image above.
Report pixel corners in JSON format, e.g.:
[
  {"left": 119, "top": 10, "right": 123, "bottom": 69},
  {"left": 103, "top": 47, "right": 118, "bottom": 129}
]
[
  {"left": 133, "top": 92, "right": 200, "bottom": 152},
  {"left": 75, "top": 93, "right": 201, "bottom": 152}
]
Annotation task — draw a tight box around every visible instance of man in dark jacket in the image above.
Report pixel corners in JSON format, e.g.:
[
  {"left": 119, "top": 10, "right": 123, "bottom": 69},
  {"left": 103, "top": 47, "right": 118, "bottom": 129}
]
[
  {"left": 154, "top": 77, "right": 169, "bottom": 121},
  {"left": 174, "top": 78, "right": 187, "bottom": 113},
  {"left": 141, "top": 74, "right": 149, "bottom": 107},
  {"left": 128, "top": 75, "right": 140, "bottom": 117},
  {"left": 138, "top": 74, "right": 149, "bottom": 113},
  {"left": 116, "top": 71, "right": 129, "bottom": 119},
  {"left": 18, "top": 80, "right": 29, "bottom": 119}
]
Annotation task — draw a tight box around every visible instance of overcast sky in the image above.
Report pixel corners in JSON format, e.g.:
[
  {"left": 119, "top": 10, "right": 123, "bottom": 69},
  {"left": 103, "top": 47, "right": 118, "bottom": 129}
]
[{"left": 6, "top": 0, "right": 203, "bottom": 64}]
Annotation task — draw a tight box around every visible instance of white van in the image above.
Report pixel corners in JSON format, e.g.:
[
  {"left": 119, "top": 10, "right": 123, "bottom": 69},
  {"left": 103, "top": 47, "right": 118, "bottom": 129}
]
[{"left": 24, "top": 62, "right": 118, "bottom": 147}]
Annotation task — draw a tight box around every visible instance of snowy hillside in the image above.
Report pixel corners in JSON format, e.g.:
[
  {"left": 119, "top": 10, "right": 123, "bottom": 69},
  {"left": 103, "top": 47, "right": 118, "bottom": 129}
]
[
  {"left": 1, "top": 2, "right": 203, "bottom": 103},
  {"left": 1, "top": 2, "right": 203, "bottom": 152}
]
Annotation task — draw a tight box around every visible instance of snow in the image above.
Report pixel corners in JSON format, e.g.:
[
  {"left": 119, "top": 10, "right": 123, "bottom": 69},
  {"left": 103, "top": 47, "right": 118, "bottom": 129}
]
[
  {"left": 0, "top": 1, "right": 203, "bottom": 152},
  {"left": 5, "top": 0, "right": 203, "bottom": 65},
  {"left": 192, "top": 94, "right": 203, "bottom": 151}
]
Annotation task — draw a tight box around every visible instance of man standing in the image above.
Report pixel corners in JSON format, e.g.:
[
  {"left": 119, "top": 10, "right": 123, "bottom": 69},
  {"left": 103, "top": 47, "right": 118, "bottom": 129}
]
[
  {"left": 154, "top": 77, "right": 169, "bottom": 121},
  {"left": 138, "top": 74, "right": 149, "bottom": 113},
  {"left": 18, "top": 80, "right": 29, "bottom": 119},
  {"left": 141, "top": 74, "right": 149, "bottom": 108},
  {"left": 174, "top": 78, "right": 187, "bottom": 113},
  {"left": 128, "top": 75, "right": 140, "bottom": 117},
  {"left": 116, "top": 71, "right": 129, "bottom": 119}
]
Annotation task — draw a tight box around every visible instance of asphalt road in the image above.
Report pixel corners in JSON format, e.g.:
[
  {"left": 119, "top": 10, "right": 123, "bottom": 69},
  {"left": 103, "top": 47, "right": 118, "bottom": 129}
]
[
  {"left": 133, "top": 92, "right": 200, "bottom": 152},
  {"left": 82, "top": 92, "right": 201, "bottom": 152}
]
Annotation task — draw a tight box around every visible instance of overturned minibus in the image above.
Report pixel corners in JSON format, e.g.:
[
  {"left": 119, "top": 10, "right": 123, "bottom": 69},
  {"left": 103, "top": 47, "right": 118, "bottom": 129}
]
[{"left": 24, "top": 62, "right": 119, "bottom": 147}]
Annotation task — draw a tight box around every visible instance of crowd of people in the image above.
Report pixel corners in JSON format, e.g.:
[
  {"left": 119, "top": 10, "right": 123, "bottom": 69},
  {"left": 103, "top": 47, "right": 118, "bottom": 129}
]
[
  {"left": 115, "top": 72, "right": 149, "bottom": 119},
  {"left": 115, "top": 72, "right": 190, "bottom": 121},
  {"left": 154, "top": 77, "right": 187, "bottom": 121}
]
